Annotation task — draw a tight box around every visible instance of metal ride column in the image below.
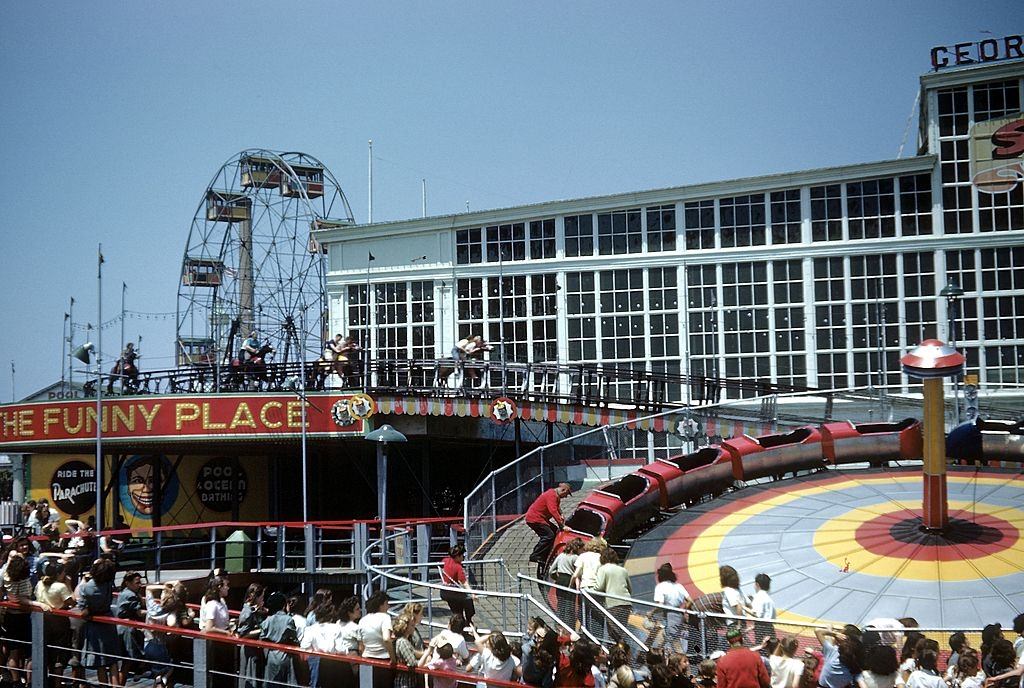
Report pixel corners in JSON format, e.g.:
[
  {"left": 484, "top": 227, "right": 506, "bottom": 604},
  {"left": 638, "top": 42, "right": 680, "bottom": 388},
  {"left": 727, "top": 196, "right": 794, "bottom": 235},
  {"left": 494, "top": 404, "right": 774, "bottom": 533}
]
[{"left": 900, "top": 339, "right": 964, "bottom": 531}]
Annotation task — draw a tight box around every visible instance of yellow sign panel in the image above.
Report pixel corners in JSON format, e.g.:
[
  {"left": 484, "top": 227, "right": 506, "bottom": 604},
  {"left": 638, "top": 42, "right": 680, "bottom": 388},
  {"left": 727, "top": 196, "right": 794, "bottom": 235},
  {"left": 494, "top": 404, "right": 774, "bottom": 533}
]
[{"left": 27, "top": 453, "right": 269, "bottom": 529}]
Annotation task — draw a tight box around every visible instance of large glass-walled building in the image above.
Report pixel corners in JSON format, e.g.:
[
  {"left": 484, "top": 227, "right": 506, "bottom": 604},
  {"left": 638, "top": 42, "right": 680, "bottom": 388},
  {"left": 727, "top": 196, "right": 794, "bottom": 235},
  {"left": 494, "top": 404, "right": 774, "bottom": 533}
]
[{"left": 317, "top": 58, "right": 1024, "bottom": 402}]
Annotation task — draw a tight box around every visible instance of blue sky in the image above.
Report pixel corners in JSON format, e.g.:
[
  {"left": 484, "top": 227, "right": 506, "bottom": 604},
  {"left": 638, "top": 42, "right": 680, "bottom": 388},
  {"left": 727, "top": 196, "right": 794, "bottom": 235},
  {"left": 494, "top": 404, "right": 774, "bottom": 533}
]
[{"left": 0, "top": 2, "right": 1018, "bottom": 399}]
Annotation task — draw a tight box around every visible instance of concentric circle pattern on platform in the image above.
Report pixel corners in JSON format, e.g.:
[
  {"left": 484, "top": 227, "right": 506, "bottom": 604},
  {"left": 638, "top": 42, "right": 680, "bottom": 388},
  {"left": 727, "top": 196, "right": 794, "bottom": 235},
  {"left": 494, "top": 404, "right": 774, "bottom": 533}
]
[{"left": 626, "top": 468, "right": 1024, "bottom": 627}]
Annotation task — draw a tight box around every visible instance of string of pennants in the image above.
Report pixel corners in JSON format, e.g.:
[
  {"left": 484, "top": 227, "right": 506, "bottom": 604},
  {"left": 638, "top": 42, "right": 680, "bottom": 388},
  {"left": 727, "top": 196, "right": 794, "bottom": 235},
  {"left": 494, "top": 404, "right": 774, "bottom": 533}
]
[
  {"left": 70, "top": 310, "right": 176, "bottom": 332},
  {"left": 371, "top": 394, "right": 775, "bottom": 437}
]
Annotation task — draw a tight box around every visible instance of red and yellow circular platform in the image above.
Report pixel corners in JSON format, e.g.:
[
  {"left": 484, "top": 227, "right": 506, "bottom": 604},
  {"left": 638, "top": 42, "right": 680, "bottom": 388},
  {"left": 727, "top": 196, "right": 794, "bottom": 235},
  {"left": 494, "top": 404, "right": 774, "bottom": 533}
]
[{"left": 626, "top": 467, "right": 1024, "bottom": 627}]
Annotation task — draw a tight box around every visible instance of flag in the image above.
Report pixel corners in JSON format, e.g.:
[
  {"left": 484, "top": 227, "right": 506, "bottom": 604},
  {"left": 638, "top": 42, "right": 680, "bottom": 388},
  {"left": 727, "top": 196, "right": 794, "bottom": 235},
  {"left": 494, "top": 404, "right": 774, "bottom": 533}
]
[
  {"left": 70, "top": 297, "right": 75, "bottom": 306},
  {"left": 10, "top": 361, "right": 14, "bottom": 375},
  {"left": 64, "top": 313, "right": 70, "bottom": 320},
  {"left": 122, "top": 281, "right": 127, "bottom": 292},
  {"left": 368, "top": 252, "right": 376, "bottom": 261}
]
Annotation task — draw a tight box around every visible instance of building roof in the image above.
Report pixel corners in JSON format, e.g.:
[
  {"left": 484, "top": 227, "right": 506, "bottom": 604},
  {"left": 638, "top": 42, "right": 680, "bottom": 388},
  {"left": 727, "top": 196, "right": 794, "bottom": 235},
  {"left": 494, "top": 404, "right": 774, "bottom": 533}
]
[{"left": 315, "top": 155, "right": 935, "bottom": 243}]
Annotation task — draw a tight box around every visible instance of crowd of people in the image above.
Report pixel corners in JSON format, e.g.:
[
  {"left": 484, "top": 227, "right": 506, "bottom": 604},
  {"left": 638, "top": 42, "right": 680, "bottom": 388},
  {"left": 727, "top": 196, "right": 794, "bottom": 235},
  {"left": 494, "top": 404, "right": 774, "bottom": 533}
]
[{"left": 3, "top": 518, "right": 1023, "bottom": 688}]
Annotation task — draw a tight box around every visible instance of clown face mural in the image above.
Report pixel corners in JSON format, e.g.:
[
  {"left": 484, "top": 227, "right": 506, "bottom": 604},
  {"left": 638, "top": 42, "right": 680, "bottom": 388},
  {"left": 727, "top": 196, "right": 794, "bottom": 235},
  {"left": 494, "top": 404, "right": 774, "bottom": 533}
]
[{"left": 119, "top": 455, "right": 179, "bottom": 519}]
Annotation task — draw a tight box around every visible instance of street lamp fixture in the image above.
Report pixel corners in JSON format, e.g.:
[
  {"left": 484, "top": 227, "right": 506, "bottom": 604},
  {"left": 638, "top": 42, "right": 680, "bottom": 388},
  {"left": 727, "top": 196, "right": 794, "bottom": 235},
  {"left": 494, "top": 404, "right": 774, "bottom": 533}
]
[
  {"left": 364, "top": 424, "right": 407, "bottom": 576},
  {"left": 939, "top": 281, "right": 965, "bottom": 426}
]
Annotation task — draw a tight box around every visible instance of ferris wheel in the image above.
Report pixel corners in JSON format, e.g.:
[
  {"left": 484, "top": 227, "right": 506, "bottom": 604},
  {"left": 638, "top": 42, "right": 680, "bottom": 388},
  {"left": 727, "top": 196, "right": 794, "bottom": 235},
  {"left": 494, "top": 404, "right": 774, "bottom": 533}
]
[{"left": 176, "top": 149, "right": 354, "bottom": 369}]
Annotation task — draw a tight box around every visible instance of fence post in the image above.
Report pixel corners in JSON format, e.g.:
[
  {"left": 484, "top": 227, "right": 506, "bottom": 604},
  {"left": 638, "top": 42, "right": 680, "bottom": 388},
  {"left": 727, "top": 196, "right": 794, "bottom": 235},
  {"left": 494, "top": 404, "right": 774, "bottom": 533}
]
[
  {"left": 490, "top": 476, "right": 497, "bottom": 539},
  {"left": 359, "top": 661, "right": 374, "bottom": 688},
  {"left": 31, "top": 611, "right": 46, "bottom": 688},
  {"left": 192, "top": 637, "right": 209, "bottom": 688},
  {"left": 305, "top": 523, "right": 317, "bottom": 575},
  {"left": 353, "top": 523, "right": 368, "bottom": 572},
  {"left": 155, "top": 530, "right": 163, "bottom": 583},
  {"left": 276, "top": 526, "right": 287, "bottom": 572},
  {"left": 256, "top": 526, "right": 264, "bottom": 572},
  {"left": 416, "top": 524, "right": 430, "bottom": 581}
]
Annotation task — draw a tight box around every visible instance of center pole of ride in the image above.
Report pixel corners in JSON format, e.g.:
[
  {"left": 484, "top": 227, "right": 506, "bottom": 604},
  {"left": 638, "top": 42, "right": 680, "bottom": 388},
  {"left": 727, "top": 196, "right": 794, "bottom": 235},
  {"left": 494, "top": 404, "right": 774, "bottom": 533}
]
[{"left": 900, "top": 339, "right": 964, "bottom": 532}]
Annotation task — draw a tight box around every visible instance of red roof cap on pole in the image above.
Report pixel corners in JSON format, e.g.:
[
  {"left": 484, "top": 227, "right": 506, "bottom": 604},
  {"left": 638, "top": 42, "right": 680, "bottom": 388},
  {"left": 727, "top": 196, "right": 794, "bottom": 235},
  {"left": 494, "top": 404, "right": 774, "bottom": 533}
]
[{"left": 901, "top": 339, "right": 965, "bottom": 379}]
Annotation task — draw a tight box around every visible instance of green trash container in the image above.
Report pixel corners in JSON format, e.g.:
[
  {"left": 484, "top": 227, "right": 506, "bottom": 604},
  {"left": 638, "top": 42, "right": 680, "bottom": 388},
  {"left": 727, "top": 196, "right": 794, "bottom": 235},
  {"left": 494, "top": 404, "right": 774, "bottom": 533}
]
[{"left": 224, "top": 530, "right": 252, "bottom": 573}]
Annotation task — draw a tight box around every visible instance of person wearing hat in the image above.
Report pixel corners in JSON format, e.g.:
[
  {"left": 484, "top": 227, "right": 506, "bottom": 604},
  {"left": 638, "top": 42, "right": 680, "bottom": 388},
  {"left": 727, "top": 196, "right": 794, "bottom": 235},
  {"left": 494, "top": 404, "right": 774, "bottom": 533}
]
[
  {"left": 716, "top": 627, "right": 771, "bottom": 688},
  {"left": 525, "top": 482, "right": 572, "bottom": 573}
]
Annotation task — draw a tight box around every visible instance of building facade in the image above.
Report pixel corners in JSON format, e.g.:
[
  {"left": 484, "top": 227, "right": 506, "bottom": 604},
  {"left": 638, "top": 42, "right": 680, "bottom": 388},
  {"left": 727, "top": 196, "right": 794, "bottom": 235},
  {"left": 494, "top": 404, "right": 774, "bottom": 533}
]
[{"left": 317, "top": 58, "right": 1024, "bottom": 403}]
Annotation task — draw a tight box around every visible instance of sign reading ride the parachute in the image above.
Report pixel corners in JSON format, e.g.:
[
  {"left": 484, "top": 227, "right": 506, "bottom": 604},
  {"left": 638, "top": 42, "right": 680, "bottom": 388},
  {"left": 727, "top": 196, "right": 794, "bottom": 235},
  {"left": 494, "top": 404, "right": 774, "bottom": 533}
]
[{"left": 0, "top": 394, "right": 364, "bottom": 449}]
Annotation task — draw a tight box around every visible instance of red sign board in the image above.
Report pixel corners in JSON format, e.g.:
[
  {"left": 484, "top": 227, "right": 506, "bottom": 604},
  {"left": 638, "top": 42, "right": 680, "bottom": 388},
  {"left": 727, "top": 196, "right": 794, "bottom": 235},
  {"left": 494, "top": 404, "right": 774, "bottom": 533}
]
[{"left": 0, "top": 394, "right": 364, "bottom": 449}]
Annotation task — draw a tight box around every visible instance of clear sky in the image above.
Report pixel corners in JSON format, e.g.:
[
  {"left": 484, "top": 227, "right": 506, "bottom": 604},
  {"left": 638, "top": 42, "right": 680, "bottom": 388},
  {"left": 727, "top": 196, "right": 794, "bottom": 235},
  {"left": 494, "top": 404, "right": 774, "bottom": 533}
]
[{"left": 0, "top": 2, "right": 1019, "bottom": 400}]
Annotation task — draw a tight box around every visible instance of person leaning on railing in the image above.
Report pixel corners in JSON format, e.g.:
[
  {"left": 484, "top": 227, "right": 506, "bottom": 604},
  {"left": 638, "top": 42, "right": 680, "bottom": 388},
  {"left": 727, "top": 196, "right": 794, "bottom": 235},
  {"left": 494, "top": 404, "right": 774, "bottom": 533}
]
[
  {"left": 35, "top": 560, "right": 77, "bottom": 685},
  {"left": 199, "top": 575, "right": 234, "bottom": 688},
  {"left": 551, "top": 538, "right": 584, "bottom": 628},
  {"left": 423, "top": 613, "right": 470, "bottom": 667},
  {"left": 1, "top": 548, "right": 41, "bottom": 685},
  {"left": 594, "top": 548, "right": 632, "bottom": 643},
  {"left": 469, "top": 624, "right": 522, "bottom": 682},
  {"left": 358, "top": 590, "right": 395, "bottom": 688},
  {"left": 143, "top": 580, "right": 187, "bottom": 688},
  {"left": 76, "top": 557, "right": 124, "bottom": 688},
  {"left": 235, "top": 583, "right": 267, "bottom": 688},
  {"left": 260, "top": 592, "right": 300, "bottom": 687},
  {"left": 114, "top": 569, "right": 147, "bottom": 684},
  {"left": 392, "top": 614, "right": 422, "bottom": 688},
  {"left": 651, "top": 562, "right": 690, "bottom": 656}
]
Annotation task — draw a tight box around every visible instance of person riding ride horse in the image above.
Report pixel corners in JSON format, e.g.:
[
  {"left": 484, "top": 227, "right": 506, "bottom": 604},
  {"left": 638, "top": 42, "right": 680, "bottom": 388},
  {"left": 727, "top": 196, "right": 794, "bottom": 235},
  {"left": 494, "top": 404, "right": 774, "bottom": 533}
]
[
  {"left": 239, "top": 330, "right": 261, "bottom": 363},
  {"left": 233, "top": 330, "right": 274, "bottom": 388},
  {"left": 107, "top": 342, "right": 139, "bottom": 394}
]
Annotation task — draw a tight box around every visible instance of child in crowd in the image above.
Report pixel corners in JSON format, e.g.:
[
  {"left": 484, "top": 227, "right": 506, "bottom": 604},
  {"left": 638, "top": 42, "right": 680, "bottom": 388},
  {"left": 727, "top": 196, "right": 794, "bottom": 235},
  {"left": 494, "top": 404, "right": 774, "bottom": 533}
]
[{"left": 423, "top": 644, "right": 458, "bottom": 688}]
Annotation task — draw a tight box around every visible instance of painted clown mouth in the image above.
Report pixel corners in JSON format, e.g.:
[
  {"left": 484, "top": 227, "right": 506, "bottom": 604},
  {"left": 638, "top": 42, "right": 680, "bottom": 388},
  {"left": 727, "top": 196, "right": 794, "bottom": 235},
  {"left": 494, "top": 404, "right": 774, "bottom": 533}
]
[{"left": 131, "top": 490, "right": 154, "bottom": 511}]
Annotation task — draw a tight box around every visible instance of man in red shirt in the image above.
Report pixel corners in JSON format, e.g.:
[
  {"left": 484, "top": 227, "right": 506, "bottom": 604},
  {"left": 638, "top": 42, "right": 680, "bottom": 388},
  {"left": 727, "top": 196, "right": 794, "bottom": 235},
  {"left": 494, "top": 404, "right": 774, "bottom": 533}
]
[
  {"left": 525, "top": 482, "right": 571, "bottom": 569},
  {"left": 716, "top": 628, "right": 770, "bottom": 688}
]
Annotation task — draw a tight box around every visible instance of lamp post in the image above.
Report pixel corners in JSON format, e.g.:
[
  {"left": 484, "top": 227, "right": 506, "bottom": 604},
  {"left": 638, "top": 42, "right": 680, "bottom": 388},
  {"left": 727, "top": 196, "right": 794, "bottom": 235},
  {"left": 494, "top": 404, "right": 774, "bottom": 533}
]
[
  {"left": 72, "top": 342, "right": 102, "bottom": 531},
  {"left": 282, "top": 375, "right": 310, "bottom": 523},
  {"left": 283, "top": 364, "right": 314, "bottom": 590},
  {"left": 364, "top": 424, "right": 407, "bottom": 577},
  {"left": 940, "top": 281, "right": 965, "bottom": 426}
]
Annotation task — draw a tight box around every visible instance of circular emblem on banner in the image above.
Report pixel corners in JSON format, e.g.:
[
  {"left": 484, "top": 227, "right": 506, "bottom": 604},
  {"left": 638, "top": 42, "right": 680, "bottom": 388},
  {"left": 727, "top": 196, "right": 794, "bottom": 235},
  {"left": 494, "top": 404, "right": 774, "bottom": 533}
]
[
  {"left": 50, "top": 460, "right": 97, "bottom": 516},
  {"left": 490, "top": 397, "right": 517, "bottom": 424},
  {"left": 195, "top": 458, "right": 248, "bottom": 513},
  {"left": 347, "top": 393, "right": 376, "bottom": 420},
  {"left": 119, "top": 455, "right": 179, "bottom": 519},
  {"left": 331, "top": 399, "right": 355, "bottom": 427}
]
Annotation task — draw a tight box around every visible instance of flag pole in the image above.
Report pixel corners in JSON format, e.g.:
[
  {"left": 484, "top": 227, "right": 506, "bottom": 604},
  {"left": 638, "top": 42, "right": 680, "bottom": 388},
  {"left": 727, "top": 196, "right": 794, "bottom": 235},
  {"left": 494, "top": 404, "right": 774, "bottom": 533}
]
[
  {"left": 120, "top": 282, "right": 127, "bottom": 369},
  {"left": 96, "top": 245, "right": 105, "bottom": 533},
  {"left": 367, "top": 140, "right": 373, "bottom": 224},
  {"left": 365, "top": 252, "right": 375, "bottom": 391},
  {"left": 68, "top": 297, "right": 75, "bottom": 396},
  {"left": 61, "top": 313, "right": 69, "bottom": 397}
]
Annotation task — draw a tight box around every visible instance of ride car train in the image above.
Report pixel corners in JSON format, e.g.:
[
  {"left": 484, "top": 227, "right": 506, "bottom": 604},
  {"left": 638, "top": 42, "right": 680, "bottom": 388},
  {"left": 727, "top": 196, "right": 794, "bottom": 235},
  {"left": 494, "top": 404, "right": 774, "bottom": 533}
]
[{"left": 546, "top": 415, "right": 1023, "bottom": 561}]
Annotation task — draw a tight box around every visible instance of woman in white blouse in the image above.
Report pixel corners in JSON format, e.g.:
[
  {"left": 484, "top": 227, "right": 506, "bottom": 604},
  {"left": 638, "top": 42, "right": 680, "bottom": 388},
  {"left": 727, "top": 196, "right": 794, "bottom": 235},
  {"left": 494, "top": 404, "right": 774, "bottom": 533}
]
[{"left": 358, "top": 591, "right": 394, "bottom": 688}]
